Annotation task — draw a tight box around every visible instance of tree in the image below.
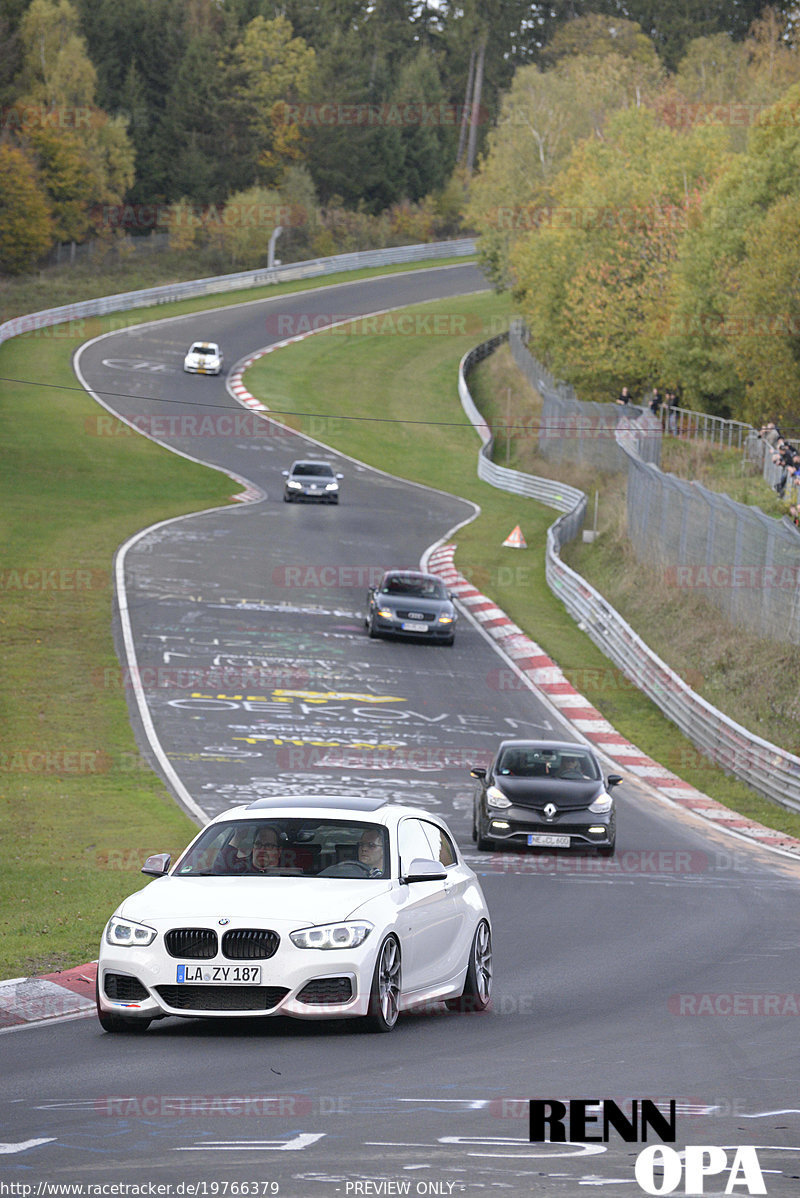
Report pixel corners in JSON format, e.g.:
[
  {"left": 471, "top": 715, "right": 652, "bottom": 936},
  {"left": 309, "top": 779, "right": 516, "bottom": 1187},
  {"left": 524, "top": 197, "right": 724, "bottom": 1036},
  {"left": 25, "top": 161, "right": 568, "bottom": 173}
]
[
  {"left": 223, "top": 15, "right": 316, "bottom": 187},
  {"left": 467, "top": 41, "right": 664, "bottom": 286},
  {"left": 510, "top": 108, "right": 728, "bottom": 399},
  {"left": 726, "top": 194, "right": 800, "bottom": 425},
  {"left": 0, "top": 144, "right": 54, "bottom": 273},
  {"left": 663, "top": 82, "right": 800, "bottom": 415}
]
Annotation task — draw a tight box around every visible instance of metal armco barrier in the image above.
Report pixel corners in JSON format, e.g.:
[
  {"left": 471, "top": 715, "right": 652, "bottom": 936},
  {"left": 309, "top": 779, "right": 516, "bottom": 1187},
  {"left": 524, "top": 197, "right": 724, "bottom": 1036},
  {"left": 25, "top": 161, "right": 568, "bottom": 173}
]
[
  {"left": 0, "top": 238, "right": 476, "bottom": 346},
  {"left": 459, "top": 335, "right": 800, "bottom": 815}
]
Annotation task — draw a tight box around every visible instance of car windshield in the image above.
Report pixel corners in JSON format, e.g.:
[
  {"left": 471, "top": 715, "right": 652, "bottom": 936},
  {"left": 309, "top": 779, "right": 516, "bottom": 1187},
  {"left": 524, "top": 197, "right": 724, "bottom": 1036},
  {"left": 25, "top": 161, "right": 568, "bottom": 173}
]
[
  {"left": 191, "top": 344, "right": 217, "bottom": 356},
  {"left": 383, "top": 575, "right": 446, "bottom": 600},
  {"left": 174, "top": 818, "right": 389, "bottom": 878},
  {"left": 496, "top": 748, "right": 600, "bottom": 780},
  {"left": 292, "top": 462, "right": 333, "bottom": 477}
]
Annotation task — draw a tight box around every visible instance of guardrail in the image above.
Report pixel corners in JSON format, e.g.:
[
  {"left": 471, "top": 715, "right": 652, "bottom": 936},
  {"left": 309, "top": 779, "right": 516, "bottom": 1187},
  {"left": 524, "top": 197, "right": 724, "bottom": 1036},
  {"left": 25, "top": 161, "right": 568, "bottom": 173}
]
[
  {"left": 0, "top": 238, "right": 477, "bottom": 346},
  {"left": 458, "top": 336, "right": 800, "bottom": 815}
]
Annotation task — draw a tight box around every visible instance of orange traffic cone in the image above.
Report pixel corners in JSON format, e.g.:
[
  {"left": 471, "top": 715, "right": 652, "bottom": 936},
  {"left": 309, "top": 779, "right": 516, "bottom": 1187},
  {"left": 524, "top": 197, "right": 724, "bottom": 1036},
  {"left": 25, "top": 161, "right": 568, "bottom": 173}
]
[{"left": 502, "top": 525, "right": 527, "bottom": 548}]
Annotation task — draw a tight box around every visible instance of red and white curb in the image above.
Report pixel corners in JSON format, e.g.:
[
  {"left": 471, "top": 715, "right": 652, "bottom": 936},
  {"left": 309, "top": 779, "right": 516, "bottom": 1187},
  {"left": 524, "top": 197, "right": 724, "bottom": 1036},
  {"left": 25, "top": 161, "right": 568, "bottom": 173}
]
[
  {"left": 428, "top": 543, "right": 800, "bottom": 860},
  {"left": 0, "top": 963, "right": 96, "bottom": 1030}
]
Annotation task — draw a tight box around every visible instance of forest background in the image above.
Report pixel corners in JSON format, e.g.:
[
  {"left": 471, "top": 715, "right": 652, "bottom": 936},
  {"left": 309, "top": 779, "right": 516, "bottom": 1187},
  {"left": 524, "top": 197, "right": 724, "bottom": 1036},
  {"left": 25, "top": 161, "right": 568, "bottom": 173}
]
[{"left": 3, "top": 0, "right": 800, "bottom": 425}]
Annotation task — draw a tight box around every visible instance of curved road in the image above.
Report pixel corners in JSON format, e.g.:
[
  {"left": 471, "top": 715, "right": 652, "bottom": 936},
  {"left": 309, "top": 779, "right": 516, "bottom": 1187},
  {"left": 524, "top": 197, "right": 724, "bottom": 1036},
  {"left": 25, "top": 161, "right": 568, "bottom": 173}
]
[{"left": 2, "top": 265, "right": 799, "bottom": 1196}]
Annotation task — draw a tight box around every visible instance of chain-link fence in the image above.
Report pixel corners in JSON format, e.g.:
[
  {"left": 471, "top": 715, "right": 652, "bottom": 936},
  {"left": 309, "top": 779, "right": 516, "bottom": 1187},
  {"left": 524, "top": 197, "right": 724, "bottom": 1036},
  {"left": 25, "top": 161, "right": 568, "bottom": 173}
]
[
  {"left": 508, "top": 320, "right": 800, "bottom": 645},
  {"left": 627, "top": 455, "right": 800, "bottom": 643},
  {"left": 459, "top": 332, "right": 800, "bottom": 815},
  {"left": 508, "top": 319, "right": 661, "bottom": 471}
]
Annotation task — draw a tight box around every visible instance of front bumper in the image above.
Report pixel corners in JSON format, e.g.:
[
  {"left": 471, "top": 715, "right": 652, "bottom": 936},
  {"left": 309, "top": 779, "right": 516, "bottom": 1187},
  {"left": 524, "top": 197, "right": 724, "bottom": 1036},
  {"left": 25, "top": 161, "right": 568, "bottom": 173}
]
[
  {"left": 284, "top": 485, "right": 338, "bottom": 503},
  {"left": 184, "top": 361, "right": 221, "bottom": 375},
  {"left": 97, "top": 939, "right": 377, "bottom": 1022},
  {"left": 371, "top": 615, "right": 455, "bottom": 641},
  {"left": 482, "top": 804, "right": 615, "bottom": 850}
]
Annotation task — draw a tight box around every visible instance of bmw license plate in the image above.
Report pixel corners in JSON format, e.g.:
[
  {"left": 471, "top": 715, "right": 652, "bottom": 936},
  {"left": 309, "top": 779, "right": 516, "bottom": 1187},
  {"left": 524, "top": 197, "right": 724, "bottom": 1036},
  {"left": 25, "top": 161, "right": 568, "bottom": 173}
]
[
  {"left": 527, "top": 834, "right": 571, "bottom": 848},
  {"left": 402, "top": 621, "right": 428, "bottom": 631},
  {"left": 177, "top": 964, "right": 261, "bottom": 984}
]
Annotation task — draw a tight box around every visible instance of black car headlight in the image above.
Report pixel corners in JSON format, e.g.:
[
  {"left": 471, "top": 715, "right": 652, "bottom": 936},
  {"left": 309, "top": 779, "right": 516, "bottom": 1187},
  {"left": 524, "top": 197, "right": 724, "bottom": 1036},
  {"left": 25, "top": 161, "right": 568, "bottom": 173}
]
[
  {"left": 486, "top": 785, "right": 512, "bottom": 809},
  {"left": 588, "top": 793, "right": 613, "bottom": 814}
]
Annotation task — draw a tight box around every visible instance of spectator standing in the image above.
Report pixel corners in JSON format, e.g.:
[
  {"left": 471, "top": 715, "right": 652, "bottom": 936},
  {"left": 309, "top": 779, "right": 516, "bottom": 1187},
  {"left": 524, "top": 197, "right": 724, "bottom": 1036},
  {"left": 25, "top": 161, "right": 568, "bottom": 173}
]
[
  {"left": 616, "top": 386, "right": 632, "bottom": 406},
  {"left": 649, "top": 387, "right": 663, "bottom": 416}
]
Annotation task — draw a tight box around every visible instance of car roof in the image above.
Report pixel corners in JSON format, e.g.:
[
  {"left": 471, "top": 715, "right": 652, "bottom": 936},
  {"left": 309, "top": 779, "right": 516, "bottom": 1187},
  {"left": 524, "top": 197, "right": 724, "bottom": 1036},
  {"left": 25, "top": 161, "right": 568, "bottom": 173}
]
[
  {"left": 380, "top": 569, "right": 439, "bottom": 582},
  {"left": 190, "top": 341, "right": 218, "bottom": 348},
  {"left": 289, "top": 459, "right": 333, "bottom": 469},
  {"left": 206, "top": 797, "right": 452, "bottom": 829},
  {"left": 494, "top": 739, "right": 598, "bottom": 756}
]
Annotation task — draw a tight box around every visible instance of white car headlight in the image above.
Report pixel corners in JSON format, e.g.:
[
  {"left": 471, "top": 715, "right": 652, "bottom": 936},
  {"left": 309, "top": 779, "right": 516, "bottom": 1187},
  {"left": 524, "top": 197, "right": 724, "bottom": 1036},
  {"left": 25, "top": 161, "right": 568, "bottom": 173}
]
[
  {"left": 287, "top": 479, "right": 302, "bottom": 489},
  {"left": 106, "top": 916, "right": 157, "bottom": 947},
  {"left": 588, "top": 793, "right": 613, "bottom": 813},
  {"left": 290, "top": 921, "right": 373, "bottom": 950},
  {"left": 324, "top": 481, "right": 338, "bottom": 491},
  {"left": 486, "top": 785, "right": 512, "bottom": 809}
]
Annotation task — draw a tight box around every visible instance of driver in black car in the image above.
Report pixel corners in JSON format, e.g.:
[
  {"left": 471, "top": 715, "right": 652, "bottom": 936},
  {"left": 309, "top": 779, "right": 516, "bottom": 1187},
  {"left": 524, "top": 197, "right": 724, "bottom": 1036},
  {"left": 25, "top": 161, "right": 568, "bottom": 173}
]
[
  {"left": 558, "top": 754, "right": 586, "bottom": 780},
  {"left": 357, "top": 830, "right": 385, "bottom": 878}
]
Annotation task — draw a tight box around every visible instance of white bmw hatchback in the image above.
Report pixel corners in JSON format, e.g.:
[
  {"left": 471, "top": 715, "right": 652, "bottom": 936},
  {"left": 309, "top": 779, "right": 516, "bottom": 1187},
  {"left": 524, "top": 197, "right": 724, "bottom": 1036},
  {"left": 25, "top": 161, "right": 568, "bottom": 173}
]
[{"left": 96, "top": 797, "right": 492, "bottom": 1034}]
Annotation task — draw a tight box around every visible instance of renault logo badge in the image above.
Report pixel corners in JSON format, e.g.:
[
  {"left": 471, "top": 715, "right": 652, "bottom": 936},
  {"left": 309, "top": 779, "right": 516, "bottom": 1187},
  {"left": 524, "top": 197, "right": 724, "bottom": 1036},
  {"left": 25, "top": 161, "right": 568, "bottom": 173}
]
[{"left": 544, "top": 803, "right": 557, "bottom": 819}]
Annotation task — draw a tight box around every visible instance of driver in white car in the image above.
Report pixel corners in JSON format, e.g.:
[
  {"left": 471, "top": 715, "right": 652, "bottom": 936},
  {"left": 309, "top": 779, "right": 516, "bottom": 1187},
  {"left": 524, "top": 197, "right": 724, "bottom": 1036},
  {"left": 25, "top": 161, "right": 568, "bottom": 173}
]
[{"left": 357, "top": 830, "right": 385, "bottom": 877}]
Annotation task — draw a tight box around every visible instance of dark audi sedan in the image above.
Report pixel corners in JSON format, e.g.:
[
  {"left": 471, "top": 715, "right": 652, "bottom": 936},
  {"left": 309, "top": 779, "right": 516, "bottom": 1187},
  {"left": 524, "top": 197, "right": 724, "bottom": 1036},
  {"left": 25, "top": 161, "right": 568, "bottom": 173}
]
[
  {"left": 366, "top": 570, "right": 457, "bottom": 645},
  {"left": 470, "top": 740, "right": 622, "bottom": 855}
]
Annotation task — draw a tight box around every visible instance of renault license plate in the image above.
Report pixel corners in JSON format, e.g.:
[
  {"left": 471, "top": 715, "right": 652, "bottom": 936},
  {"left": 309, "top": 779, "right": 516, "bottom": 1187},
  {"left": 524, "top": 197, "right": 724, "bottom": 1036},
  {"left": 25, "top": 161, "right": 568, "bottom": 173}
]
[{"left": 527, "top": 834, "right": 570, "bottom": 848}]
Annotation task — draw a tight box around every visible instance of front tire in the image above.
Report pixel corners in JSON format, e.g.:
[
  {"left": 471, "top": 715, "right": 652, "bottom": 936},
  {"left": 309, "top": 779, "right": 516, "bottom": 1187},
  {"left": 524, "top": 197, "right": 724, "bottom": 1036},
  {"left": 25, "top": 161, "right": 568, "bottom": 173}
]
[
  {"left": 367, "top": 614, "right": 380, "bottom": 639},
  {"left": 365, "top": 936, "right": 400, "bottom": 1032},
  {"left": 476, "top": 814, "right": 495, "bottom": 852},
  {"left": 446, "top": 920, "right": 492, "bottom": 1013}
]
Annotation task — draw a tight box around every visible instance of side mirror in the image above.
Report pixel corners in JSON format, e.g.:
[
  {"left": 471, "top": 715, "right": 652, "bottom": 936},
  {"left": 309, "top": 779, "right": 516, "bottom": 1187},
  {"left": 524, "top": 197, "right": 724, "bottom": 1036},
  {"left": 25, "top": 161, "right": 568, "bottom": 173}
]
[
  {"left": 403, "top": 858, "right": 447, "bottom": 884},
  {"left": 281, "top": 470, "right": 289, "bottom": 477},
  {"left": 606, "top": 775, "right": 623, "bottom": 788},
  {"left": 141, "top": 853, "right": 171, "bottom": 877},
  {"left": 470, "top": 767, "right": 487, "bottom": 780},
  {"left": 336, "top": 473, "right": 344, "bottom": 479}
]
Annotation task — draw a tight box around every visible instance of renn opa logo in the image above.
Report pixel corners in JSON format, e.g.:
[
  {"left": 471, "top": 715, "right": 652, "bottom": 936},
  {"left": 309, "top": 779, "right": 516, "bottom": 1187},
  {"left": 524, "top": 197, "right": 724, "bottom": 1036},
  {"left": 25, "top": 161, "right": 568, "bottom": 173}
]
[{"left": 528, "top": 1100, "right": 766, "bottom": 1194}]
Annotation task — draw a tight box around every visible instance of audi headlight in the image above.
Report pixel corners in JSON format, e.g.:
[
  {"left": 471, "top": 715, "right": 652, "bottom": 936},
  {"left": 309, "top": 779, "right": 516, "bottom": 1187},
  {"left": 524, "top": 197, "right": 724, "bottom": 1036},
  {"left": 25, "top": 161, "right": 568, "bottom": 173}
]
[
  {"left": 106, "top": 916, "right": 157, "bottom": 947},
  {"left": 377, "top": 607, "right": 393, "bottom": 619},
  {"left": 486, "top": 785, "right": 512, "bottom": 809},
  {"left": 290, "top": 921, "right": 373, "bottom": 950},
  {"left": 588, "top": 793, "right": 613, "bottom": 813},
  {"left": 437, "top": 614, "right": 453, "bottom": 624}
]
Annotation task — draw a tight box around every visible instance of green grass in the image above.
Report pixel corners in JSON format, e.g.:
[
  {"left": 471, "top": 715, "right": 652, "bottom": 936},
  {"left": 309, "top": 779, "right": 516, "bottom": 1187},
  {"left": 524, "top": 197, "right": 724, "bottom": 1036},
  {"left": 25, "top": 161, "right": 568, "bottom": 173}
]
[
  {"left": 246, "top": 318, "right": 800, "bottom": 843},
  {"left": 0, "top": 256, "right": 477, "bottom": 979}
]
